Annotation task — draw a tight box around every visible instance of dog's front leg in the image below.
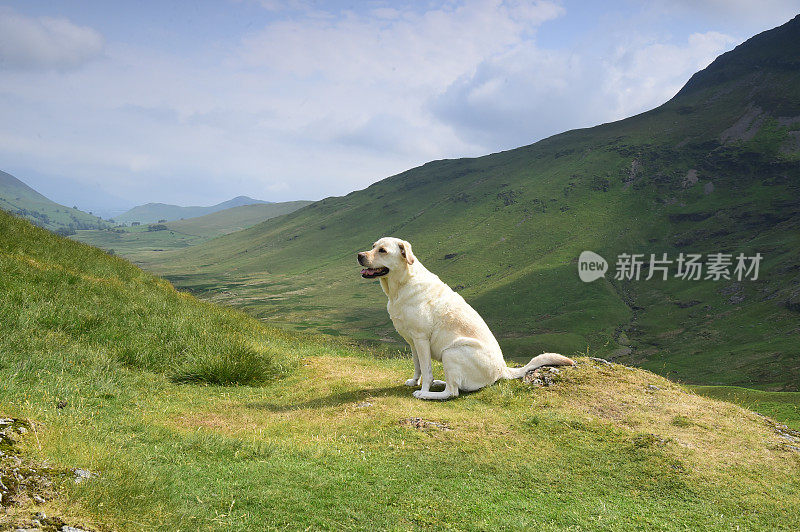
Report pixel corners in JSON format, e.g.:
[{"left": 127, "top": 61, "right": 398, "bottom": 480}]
[
  {"left": 410, "top": 336, "right": 434, "bottom": 393},
  {"left": 409, "top": 337, "right": 445, "bottom": 400},
  {"left": 405, "top": 347, "right": 422, "bottom": 387}
]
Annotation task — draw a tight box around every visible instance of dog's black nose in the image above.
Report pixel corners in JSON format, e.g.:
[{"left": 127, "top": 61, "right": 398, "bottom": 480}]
[{"left": 357, "top": 252, "right": 366, "bottom": 266}]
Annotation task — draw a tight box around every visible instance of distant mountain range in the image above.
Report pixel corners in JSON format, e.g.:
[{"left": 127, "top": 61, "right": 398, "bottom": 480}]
[
  {"left": 0, "top": 170, "right": 105, "bottom": 233},
  {"left": 115, "top": 196, "right": 272, "bottom": 224},
  {"left": 70, "top": 200, "right": 314, "bottom": 258}
]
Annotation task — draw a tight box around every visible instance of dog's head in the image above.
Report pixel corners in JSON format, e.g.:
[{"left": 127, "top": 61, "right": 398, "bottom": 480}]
[{"left": 357, "top": 237, "right": 415, "bottom": 279}]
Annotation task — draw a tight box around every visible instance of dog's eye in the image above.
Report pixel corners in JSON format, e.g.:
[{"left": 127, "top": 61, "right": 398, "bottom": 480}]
[{"left": 378, "top": 248, "right": 386, "bottom": 253}]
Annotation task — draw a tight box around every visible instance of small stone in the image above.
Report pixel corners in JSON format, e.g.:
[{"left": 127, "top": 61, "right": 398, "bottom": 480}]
[
  {"left": 73, "top": 468, "right": 97, "bottom": 484},
  {"left": 32, "top": 494, "right": 46, "bottom": 504},
  {"left": 62, "top": 526, "right": 92, "bottom": 532},
  {"left": 355, "top": 401, "right": 372, "bottom": 408},
  {"left": 647, "top": 385, "right": 661, "bottom": 391}
]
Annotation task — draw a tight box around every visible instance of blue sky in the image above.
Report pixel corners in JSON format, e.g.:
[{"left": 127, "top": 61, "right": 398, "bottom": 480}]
[{"left": 1, "top": 1, "right": 798, "bottom": 215}]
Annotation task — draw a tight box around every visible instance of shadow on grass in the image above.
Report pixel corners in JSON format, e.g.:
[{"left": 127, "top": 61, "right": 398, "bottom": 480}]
[{"left": 246, "top": 383, "right": 446, "bottom": 412}]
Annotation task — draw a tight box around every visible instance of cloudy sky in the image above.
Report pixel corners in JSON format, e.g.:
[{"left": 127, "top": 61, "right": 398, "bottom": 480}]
[{"left": 1, "top": 1, "right": 798, "bottom": 215}]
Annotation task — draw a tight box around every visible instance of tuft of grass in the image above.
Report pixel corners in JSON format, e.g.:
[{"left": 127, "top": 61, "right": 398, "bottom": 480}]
[{"left": 170, "top": 338, "right": 281, "bottom": 386}]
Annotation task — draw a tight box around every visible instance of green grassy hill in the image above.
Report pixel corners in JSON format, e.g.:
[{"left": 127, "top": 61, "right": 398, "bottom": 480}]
[
  {"left": 2, "top": 210, "right": 799, "bottom": 530},
  {"left": 115, "top": 195, "right": 271, "bottom": 224},
  {"left": 0, "top": 170, "right": 106, "bottom": 232},
  {"left": 147, "top": 16, "right": 800, "bottom": 391},
  {"left": 70, "top": 200, "right": 313, "bottom": 263}
]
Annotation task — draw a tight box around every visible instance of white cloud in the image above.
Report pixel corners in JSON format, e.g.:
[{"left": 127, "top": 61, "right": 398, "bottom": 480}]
[
  {"left": 601, "top": 31, "right": 738, "bottom": 117},
  {"left": 0, "top": 9, "right": 104, "bottom": 70},
  {"left": 0, "top": 1, "right": 779, "bottom": 209},
  {"left": 431, "top": 28, "right": 737, "bottom": 149}
]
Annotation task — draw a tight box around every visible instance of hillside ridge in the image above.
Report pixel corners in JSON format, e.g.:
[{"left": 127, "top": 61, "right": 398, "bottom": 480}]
[{"left": 0, "top": 169, "right": 106, "bottom": 233}]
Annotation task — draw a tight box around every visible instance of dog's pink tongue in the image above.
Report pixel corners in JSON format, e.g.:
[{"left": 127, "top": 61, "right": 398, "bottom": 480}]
[{"left": 361, "top": 268, "right": 371, "bottom": 275}]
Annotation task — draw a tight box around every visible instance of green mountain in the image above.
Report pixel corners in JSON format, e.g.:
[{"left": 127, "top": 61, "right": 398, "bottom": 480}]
[
  {"left": 116, "top": 195, "right": 271, "bottom": 224},
  {"left": 70, "top": 200, "right": 314, "bottom": 260},
  {"left": 2, "top": 209, "right": 799, "bottom": 530},
  {"left": 148, "top": 16, "right": 800, "bottom": 390},
  {"left": 0, "top": 169, "right": 106, "bottom": 233}
]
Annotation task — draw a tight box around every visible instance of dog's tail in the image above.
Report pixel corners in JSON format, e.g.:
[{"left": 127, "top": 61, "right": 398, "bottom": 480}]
[{"left": 502, "top": 353, "right": 575, "bottom": 380}]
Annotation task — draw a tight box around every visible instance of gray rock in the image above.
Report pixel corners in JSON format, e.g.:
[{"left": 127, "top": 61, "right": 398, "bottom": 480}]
[
  {"left": 73, "top": 468, "right": 97, "bottom": 484},
  {"left": 62, "top": 526, "right": 92, "bottom": 532},
  {"left": 682, "top": 169, "right": 698, "bottom": 187}
]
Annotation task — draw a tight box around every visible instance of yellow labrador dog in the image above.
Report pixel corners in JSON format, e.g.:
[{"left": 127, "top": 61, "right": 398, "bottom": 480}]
[{"left": 358, "top": 237, "right": 574, "bottom": 400}]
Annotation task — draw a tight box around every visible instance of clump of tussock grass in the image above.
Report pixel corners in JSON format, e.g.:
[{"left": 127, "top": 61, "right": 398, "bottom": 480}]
[{"left": 170, "top": 338, "right": 282, "bottom": 386}]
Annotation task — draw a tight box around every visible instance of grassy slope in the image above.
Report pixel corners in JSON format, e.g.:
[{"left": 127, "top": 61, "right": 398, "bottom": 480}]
[
  {"left": 70, "top": 201, "right": 313, "bottom": 263},
  {"left": 146, "top": 18, "right": 800, "bottom": 390},
  {"left": 0, "top": 170, "right": 105, "bottom": 231},
  {"left": 691, "top": 386, "right": 800, "bottom": 430},
  {"left": 2, "top": 212, "right": 800, "bottom": 530}
]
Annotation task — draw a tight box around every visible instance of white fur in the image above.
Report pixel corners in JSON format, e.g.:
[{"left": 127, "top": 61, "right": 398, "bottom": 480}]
[{"left": 358, "top": 237, "right": 575, "bottom": 400}]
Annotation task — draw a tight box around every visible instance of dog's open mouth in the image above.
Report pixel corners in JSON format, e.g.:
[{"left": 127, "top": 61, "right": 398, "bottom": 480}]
[{"left": 361, "top": 267, "right": 389, "bottom": 278}]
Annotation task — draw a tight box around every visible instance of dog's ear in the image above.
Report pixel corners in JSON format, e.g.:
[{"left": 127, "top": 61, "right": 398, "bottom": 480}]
[{"left": 398, "top": 241, "right": 415, "bottom": 265}]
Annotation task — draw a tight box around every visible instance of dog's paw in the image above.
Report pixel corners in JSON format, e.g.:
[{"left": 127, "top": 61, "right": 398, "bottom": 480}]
[
  {"left": 404, "top": 378, "right": 419, "bottom": 387},
  {"left": 413, "top": 390, "right": 452, "bottom": 401},
  {"left": 432, "top": 379, "right": 446, "bottom": 388}
]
